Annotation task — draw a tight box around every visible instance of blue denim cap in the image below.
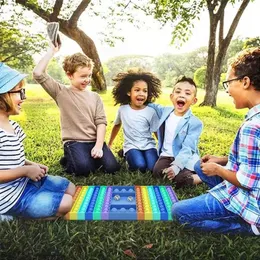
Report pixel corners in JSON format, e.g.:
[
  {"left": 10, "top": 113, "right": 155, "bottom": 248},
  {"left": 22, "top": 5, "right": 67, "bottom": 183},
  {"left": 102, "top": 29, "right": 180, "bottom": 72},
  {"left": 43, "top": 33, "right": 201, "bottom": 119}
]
[{"left": 0, "top": 62, "right": 27, "bottom": 94}]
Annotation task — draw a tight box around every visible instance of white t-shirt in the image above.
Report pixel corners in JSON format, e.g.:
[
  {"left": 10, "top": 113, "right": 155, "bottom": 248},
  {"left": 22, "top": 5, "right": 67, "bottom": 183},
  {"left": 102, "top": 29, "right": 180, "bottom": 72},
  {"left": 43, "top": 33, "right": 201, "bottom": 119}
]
[
  {"left": 161, "top": 112, "right": 182, "bottom": 156},
  {"left": 0, "top": 121, "right": 29, "bottom": 214},
  {"left": 114, "top": 104, "right": 159, "bottom": 153}
]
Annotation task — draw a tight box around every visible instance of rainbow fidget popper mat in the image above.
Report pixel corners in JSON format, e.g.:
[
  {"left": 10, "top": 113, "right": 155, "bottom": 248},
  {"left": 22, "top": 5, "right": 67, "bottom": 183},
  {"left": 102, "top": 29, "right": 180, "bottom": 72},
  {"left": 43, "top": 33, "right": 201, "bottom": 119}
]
[{"left": 66, "top": 186, "right": 178, "bottom": 220}]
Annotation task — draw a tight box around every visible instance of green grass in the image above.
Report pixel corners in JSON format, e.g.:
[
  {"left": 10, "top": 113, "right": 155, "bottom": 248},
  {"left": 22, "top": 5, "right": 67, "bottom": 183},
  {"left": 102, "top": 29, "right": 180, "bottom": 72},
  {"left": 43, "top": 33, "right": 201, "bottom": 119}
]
[{"left": 0, "top": 85, "right": 258, "bottom": 260}]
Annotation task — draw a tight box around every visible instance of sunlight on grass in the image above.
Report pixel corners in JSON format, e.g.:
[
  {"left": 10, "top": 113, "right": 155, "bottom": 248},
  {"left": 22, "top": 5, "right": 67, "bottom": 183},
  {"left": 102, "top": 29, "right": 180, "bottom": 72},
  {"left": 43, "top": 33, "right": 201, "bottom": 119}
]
[{"left": 3, "top": 84, "right": 258, "bottom": 259}]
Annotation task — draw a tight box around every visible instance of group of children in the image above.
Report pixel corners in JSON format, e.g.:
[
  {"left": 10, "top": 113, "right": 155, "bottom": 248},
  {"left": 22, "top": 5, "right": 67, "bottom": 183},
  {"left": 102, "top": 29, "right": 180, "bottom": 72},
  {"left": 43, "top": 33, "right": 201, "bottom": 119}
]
[{"left": 0, "top": 40, "right": 259, "bottom": 236}]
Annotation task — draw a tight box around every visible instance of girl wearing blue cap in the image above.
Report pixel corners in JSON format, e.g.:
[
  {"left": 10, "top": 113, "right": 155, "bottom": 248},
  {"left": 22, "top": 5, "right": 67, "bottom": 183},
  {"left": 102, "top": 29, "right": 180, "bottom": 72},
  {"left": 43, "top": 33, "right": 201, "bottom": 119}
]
[{"left": 0, "top": 62, "right": 75, "bottom": 219}]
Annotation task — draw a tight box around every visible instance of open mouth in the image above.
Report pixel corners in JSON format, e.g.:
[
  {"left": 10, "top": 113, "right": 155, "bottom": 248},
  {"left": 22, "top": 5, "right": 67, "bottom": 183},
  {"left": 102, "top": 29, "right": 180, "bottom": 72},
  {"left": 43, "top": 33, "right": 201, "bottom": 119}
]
[
  {"left": 176, "top": 100, "right": 185, "bottom": 108},
  {"left": 136, "top": 98, "right": 145, "bottom": 102}
]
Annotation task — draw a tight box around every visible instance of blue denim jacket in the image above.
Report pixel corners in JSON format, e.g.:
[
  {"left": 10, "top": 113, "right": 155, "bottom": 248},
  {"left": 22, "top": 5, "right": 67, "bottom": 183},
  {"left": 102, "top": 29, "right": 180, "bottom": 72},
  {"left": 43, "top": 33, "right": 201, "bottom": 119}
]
[{"left": 149, "top": 104, "right": 203, "bottom": 173}]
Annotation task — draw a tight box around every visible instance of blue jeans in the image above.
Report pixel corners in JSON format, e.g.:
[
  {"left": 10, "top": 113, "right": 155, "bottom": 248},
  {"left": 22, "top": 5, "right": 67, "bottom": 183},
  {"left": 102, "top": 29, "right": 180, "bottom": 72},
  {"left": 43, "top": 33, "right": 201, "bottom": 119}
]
[
  {"left": 171, "top": 160, "right": 254, "bottom": 234},
  {"left": 64, "top": 141, "right": 120, "bottom": 176},
  {"left": 125, "top": 148, "right": 158, "bottom": 173},
  {"left": 8, "top": 175, "right": 69, "bottom": 218}
]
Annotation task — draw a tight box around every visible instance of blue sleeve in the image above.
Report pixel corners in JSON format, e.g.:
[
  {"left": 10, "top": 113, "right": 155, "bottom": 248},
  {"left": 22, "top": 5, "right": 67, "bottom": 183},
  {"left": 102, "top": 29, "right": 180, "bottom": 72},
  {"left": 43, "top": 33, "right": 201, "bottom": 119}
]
[
  {"left": 173, "top": 119, "right": 203, "bottom": 170},
  {"left": 147, "top": 103, "right": 164, "bottom": 118}
]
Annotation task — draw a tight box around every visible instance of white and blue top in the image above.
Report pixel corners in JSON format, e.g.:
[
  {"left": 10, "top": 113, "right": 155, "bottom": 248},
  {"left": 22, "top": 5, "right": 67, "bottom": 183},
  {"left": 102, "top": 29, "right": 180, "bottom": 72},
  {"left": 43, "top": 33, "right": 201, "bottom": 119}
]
[
  {"left": 0, "top": 121, "right": 28, "bottom": 214},
  {"left": 114, "top": 104, "right": 159, "bottom": 153}
]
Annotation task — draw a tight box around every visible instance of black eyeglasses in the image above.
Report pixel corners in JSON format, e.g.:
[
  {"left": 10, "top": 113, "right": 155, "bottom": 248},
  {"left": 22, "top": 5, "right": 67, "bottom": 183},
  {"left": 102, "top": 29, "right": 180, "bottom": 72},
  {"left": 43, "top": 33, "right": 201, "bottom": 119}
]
[
  {"left": 8, "top": 88, "right": 26, "bottom": 100},
  {"left": 222, "top": 77, "right": 244, "bottom": 91}
]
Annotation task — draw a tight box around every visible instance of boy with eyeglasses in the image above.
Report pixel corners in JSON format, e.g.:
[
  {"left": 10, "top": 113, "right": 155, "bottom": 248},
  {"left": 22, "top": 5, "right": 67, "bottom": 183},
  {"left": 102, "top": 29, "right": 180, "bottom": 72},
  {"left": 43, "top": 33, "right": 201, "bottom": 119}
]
[
  {"left": 33, "top": 42, "right": 120, "bottom": 177},
  {"left": 172, "top": 47, "right": 260, "bottom": 235}
]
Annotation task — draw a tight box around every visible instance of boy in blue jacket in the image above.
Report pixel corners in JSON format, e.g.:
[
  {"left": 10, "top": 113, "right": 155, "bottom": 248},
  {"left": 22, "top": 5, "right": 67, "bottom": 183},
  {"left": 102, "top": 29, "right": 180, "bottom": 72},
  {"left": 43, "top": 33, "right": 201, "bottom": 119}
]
[{"left": 150, "top": 76, "right": 203, "bottom": 188}]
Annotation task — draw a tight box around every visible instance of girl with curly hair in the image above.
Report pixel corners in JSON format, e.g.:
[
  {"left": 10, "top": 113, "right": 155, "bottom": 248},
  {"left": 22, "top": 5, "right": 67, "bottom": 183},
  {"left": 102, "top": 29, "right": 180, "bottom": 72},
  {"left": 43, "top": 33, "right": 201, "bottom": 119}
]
[{"left": 108, "top": 69, "right": 162, "bottom": 173}]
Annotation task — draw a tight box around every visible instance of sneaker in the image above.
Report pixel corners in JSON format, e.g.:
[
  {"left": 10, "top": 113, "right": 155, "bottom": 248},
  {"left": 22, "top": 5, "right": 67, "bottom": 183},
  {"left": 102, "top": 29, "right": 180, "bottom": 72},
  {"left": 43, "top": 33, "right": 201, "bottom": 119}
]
[{"left": 0, "top": 215, "right": 14, "bottom": 222}]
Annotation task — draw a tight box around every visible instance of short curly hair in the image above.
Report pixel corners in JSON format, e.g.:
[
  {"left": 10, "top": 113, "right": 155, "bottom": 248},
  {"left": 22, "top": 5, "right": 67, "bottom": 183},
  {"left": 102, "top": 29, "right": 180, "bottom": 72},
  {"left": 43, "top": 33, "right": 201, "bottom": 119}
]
[
  {"left": 230, "top": 47, "right": 260, "bottom": 91},
  {"left": 112, "top": 69, "right": 161, "bottom": 105},
  {"left": 62, "top": 53, "right": 94, "bottom": 75}
]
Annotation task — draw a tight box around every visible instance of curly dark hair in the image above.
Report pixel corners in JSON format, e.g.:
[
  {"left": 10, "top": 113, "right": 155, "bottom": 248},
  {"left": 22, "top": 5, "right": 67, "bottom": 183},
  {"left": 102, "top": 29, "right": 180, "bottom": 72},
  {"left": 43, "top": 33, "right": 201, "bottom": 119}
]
[
  {"left": 112, "top": 69, "right": 162, "bottom": 105},
  {"left": 230, "top": 47, "right": 260, "bottom": 91}
]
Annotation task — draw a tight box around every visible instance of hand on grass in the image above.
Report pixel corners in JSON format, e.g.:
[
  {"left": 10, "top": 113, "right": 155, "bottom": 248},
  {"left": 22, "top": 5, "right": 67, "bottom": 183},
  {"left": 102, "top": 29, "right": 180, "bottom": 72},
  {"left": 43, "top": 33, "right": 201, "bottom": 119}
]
[{"left": 162, "top": 167, "right": 175, "bottom": 181}]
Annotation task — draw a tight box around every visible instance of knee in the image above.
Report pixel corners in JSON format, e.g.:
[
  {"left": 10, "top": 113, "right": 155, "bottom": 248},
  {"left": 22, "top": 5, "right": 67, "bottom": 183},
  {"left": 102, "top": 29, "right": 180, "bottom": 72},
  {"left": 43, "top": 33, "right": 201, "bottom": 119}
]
[
  {"left": 57, "top": 194, "right": 73, "bottom": 216},
  {"left": 194, "top": 160, "right": 201, "bottom": 175},
  {"left": 74, "top": 161, "right": 93, "bottom": 176},
  {"left": 66, "top": 182, "right": 76, "bottom": 196},
  {"left": 171, "top": 202, "right": 186, "bottom": 223},
  {"left": 104, "top": 162, "right": 121, "bottom": 174}
]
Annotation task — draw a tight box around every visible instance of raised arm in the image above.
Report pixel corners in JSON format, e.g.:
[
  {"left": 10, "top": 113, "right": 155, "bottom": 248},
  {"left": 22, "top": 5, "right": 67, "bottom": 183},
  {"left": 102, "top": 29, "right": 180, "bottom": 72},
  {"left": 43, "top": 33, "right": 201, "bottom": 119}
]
[{"left": 33, "top": 42, "right": 60, "bottom": 77}]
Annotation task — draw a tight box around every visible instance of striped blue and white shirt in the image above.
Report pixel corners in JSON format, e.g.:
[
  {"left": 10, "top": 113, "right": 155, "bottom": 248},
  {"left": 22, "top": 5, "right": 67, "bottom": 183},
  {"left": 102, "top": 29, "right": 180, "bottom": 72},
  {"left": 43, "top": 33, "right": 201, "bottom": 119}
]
[{"left": 0, "top": 121, "right": 29, "bottom": 214}]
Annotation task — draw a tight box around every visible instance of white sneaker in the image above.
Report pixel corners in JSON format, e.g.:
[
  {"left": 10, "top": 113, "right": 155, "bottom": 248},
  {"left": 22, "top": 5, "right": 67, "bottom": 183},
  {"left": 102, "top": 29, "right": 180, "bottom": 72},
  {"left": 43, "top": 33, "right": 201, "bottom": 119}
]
[
  {"left": 0, "top": 215, "right": 14, "bottom": 221},
  {"left": 251, "top": 225, "right": 260, "bottom": 235}
]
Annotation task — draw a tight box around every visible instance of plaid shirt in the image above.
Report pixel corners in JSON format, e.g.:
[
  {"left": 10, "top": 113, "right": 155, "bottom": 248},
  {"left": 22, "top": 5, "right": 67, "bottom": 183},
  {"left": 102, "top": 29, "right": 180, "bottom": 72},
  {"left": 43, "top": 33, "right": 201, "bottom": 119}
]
[{"left": 210, "top": 104, "right": 260, "bottom": 226}]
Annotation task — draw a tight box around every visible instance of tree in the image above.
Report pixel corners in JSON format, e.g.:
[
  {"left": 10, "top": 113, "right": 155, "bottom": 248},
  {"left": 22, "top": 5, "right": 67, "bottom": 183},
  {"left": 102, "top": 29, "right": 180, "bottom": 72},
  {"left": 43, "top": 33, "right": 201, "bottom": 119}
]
[
  {"left": 11, "top": 0, "right": 106, "bottom": 91},
  {"left": 243, "top": 37, "right": 260, "bottom": 49},
  {"left": 104, "top": 55, "right": 154, "bottom": 86},
  {"left": 0, "top": 20, "right": 46, "bottom": 70},
  {"left": 147, "top": 0, "right": 251, "bottom": 106}
]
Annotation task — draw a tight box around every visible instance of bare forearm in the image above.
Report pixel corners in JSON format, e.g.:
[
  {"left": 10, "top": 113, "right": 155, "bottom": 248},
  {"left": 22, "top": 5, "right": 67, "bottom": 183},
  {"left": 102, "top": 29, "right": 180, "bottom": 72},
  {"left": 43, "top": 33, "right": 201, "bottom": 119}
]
[
  {"left": 216, "top": 165, "right": 242, "bottom": 188},
  {"left": 0, "top": 167, "right": 28, "bottom": 183},
  {"left": 33, "top": 48, "right": 55, "bottom": 76},
  {"left": 108, "top": 124, "right": 121, "bottom": 147},
  {"left": 95, "top": 124, "right": 106, "bottom": 149}
]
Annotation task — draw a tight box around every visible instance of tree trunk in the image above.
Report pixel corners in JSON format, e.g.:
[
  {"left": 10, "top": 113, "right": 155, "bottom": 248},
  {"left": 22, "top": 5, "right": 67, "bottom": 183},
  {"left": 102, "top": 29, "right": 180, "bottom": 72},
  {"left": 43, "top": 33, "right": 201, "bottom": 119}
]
[
  {"left": 59, "top": 22, "right": 106, "bottom": 91},
  {"left": 199, "top": 9, "right": 218, "bottom": 107},
  {"left": 200, "top": 0, "right": 250, "bottom": 107}
]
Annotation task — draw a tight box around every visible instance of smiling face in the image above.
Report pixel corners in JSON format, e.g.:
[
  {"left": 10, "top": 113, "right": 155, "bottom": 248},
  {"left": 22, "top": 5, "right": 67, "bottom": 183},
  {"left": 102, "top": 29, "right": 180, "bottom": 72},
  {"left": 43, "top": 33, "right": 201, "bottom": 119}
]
[
  {"left": 127, "top": 80, "right": 148, "bottom": 109},
  {"left": 225, "top": 67, "right": 250, "bottom": 109},
  {"left": 8, "top": 82, "right": 25, "bottom": 116},
  {"left": 170, "top": 81, "right": 197, "bottom": 116},
  {"left": 67, "top": 66, "right": 92, "bottom": 90}
]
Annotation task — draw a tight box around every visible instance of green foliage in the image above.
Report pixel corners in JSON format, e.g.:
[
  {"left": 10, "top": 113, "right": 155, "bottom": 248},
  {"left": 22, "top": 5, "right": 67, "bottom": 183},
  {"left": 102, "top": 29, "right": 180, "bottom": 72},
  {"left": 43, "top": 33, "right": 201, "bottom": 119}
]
[
  {"left": 243, "top": 37, "right": 260, "bottom": 49},
  {"left": 104, "top": 55, "right": 154, "bottom": 86},
  {"left": 0, "top": 20, "right": 46, "bottom": 71},
  {"left": 0, "top": 85, "right": 257, "bottom": 259},
  {"left": 47, "top": 58, "right": 70, "bottom": 85},
  {"left": 194, "top": 66, "right": 206, "bottom": 89},
  {"left": 147, "top": 0, "right": 205, "bottom": 47}
]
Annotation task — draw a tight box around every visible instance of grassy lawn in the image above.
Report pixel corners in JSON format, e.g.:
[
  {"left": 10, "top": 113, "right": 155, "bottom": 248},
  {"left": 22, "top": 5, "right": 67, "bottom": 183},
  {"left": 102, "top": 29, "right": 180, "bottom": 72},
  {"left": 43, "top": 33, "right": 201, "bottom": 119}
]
[{"left": 0, "top": 85, "right": 258, "bottom": 260}]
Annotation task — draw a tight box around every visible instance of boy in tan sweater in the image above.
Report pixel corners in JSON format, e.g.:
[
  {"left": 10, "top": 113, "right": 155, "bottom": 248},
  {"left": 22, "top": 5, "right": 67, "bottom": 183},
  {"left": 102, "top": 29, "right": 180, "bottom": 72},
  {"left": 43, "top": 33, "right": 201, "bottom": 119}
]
[{"left": 33, "top": 42, "right": 120, "bottom": 176}]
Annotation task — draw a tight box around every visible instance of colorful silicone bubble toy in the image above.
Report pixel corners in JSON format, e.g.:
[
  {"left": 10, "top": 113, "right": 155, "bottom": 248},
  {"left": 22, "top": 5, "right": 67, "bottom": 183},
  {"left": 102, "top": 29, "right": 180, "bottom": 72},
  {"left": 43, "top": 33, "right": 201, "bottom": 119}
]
[{"left": 66, "top": 185, "right": 178, "bottom": 221}]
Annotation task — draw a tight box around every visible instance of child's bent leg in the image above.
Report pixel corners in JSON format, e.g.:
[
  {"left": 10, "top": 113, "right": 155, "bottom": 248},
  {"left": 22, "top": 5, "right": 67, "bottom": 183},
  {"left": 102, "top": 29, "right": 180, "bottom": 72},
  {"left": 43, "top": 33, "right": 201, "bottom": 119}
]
[
  {"left": 144, "top": 148, "right": 159, "bottom": 172},
  {"left": 194, "top": 160, "right": 223, "bottom": 188},
  {"left": 56, "top": 194, "right": 73, "bottom": 217},
  {"left": 125, "top": 149, "right": 146, "bottom": 173},
  {"left": 99, "top": 143, "right": 121, "bottom": 173},
  {"left": 152, "top": 156, "right": 173, "bottom": 177},
  {"left": 173, "top": 168, "right": 194, "bottom": 188},
  {"left": 65, "top": 182, "right": 76, "bottom": 196},
  {"left": 172, "top": 193, "right": 253, "bottom": 234},
  {"left": 64, "top": 142, "right": 96, "bottom": 176}
]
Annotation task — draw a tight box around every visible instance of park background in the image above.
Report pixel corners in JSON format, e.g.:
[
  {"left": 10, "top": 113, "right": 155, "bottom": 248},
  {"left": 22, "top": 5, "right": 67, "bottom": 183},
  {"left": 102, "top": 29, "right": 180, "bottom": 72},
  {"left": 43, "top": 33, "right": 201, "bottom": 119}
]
[{"left": 1, "top": 0, "right": 260, "bottom": 259}]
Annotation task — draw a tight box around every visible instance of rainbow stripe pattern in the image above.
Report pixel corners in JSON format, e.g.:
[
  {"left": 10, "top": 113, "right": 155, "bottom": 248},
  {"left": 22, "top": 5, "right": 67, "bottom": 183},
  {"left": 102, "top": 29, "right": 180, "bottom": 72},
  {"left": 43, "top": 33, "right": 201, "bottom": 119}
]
[{"left": 66, "top": 186, "right": 178, "bottom": 220}]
